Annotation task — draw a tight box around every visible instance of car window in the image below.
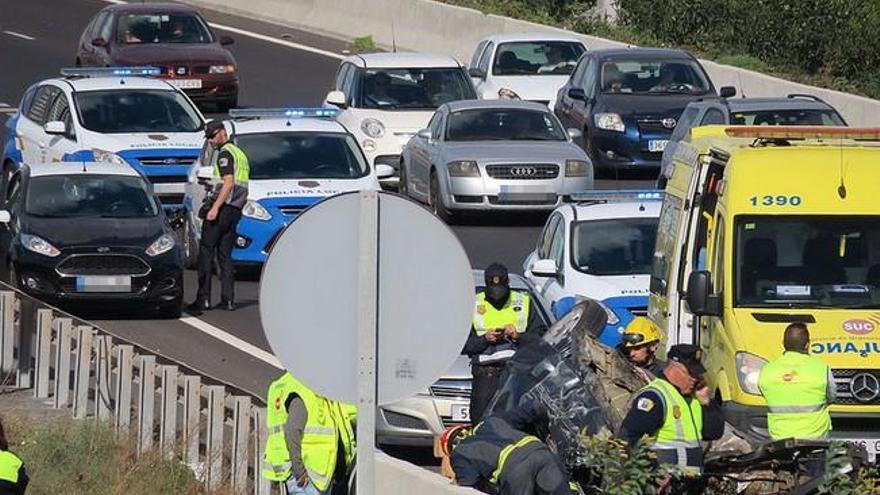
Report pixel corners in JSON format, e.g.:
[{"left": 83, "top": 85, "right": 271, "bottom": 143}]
[
  {"left": 730, "top": 109, "right": 846, "bottom": 126},
  {"left": 46, "top": 93, "right": 76, "bottom": 140},
  {"left": 700, "top": 108, "right": 726, "bottom": 126},
  {"left": 26, "top": 175, "right": 159, "bottom": 218},
  {"left": 538, "top": 213, "right": 561, "bottom": 259},
  {"left": 470, "top": 41, "right": 488, "bottom": 69},
  {"left": 5, "top": 173, "right": 21, "bottom": 207},
  {"left": 335, "top": 64, "right": 350, "bottom": 91},
  {"left": 600, "top": 58, "right": 711, "bottom": 95},
  {"left": 712, "top": 216, "right": 725, "bottom": 293},
  {"left": 428, "top": 112, "right": 444, "bottom": 140},
  {"left": 581, "top": 58, "right": 599, "bottom": 98},
  {"left": 75, "top": 89, "right": 202, "bottom": 133},
  {"left": 27, "top": 85, "right": 61, "bottom": 125},
  {"left": 234, "top": 132, "right": 369, "bottom": 180},
  {"left": 116, "top": 12, "right": 213, "bottom": 44},
  {"left": 98, "top": 13, "right": 114, "bottom": 41},
  {"left": 342, "top": 67, "right": 359, "bottom": 104},
  {"left": 88, "top": 12, "right": 108, "bottom": 40},
  {"left": 446, "top": 108, "right": 567, "bottom": 142},
  {"left": 670, "top": 106, "right": 701, "bottom": 142},
  {"left": 478, "top": 42, "right": 494, "bottom": 74},
  {"left": 18, "top": 85, "right": 38, "bottom": 118},
  {"left": 492, "top": 41, "right": 585, "bottom": 76},
  {"left": 359, "top": 68, "right": 475, "bottom": 110},
  {"left": 549, "top": 220, "right": 566, "bottom": 269},
  {"left": 572, "top": 218, "right": 658, "bottom": 276}
]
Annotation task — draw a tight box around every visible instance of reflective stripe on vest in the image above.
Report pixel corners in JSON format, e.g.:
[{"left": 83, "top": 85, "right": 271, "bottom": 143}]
[
  {"left": 214, "top": 142, "right": 250, "bottom": 187},
  {"left": 0, "top": 450, "right": 22, "bottom": 483},
  {"left": 758, "top": 352, "right": 831, "bottom": 440},
  {"left": 490, "top": 435, "right": 540, "bottom": 485},
  {"left": 641, "top": 378, "right": 703, "bottom": 475},
  {"left": 472, "top": 291, "right": 529, "bottom": 336}
]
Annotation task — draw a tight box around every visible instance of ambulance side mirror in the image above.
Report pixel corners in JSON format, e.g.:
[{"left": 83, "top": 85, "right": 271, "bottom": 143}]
[{"left": 686, "top": 270, "right": 721, "bottom": 317}]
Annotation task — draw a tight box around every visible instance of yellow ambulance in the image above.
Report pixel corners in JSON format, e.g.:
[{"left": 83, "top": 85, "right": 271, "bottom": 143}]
[{"left": 649, "top": 126, "right": 880, "bottom": 460}]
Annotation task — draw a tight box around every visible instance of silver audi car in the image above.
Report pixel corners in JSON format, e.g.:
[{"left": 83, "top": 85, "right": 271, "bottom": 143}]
[
  {"left": 399, "top": 99, "right": 594, "bottom": 221},
  {"left": 376, "top": 270, "right": 554, "bottom": 446}
]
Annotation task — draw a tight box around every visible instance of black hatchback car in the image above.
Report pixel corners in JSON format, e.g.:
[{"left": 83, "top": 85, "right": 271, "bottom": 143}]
[
  {"left": 554, "top": 48, "right": 731, "bottom": 178},
  {"left": 0, "top": 162, "right": 183, "bottom": 317}
]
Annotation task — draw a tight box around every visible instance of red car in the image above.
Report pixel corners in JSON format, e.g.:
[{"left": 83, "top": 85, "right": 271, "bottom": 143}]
[{"left": 75, "top": 2, "right": 239, "bottom": 111}]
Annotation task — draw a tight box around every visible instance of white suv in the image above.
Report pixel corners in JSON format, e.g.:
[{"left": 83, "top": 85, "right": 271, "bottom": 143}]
[{"left": 323, "top": 53, "right": 477, "bottom": 188}]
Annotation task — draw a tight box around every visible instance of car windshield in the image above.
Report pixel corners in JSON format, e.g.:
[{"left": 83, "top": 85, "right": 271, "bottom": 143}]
[
  {"left": 572, "top": 218, "right": 658, "bottom": 276},
  {"left": 235, "top": 132, "right": 369, "bottom": 180},
  {"left": 600, "top": 58, "right": 711, "bottom": 95},
  {"left": 735, "top": 216, "right": 880, "bottom": 309},
  {"left": 117, "top": 13, "right": 213, "bottom": 44},
  {"left": 75, "top": 90, "right": 203, "bottom": 134},
  {"left": 731, "top": 109, "right": 845, "bottom": 126},
  {"left": 492, "top": 41, "right": 585, "bottom": 76},
  {"left": 359, "top": 68, "right": 475, "bottom": 110},
  {"left": 446, "top": 108, "right": 567, "bottom": 141},
  {"left": 26, "top": 175, "right": 158, "bottom": 218}
]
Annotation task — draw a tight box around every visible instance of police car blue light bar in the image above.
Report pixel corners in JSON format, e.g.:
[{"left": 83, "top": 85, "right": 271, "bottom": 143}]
[
  {"left": 60, "top": 67, "right": 162, "bottom": 78},
  {"left": 570, "top": 189, "right": 664, "bottom": 203},
  {"left": 227, "top": 108, "right": 339, "bottom": 119}
]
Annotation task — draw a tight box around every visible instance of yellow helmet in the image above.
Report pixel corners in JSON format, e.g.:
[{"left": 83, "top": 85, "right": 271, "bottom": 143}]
[{"left": 622, "top": 317, "right": 662, "bottom": 348}]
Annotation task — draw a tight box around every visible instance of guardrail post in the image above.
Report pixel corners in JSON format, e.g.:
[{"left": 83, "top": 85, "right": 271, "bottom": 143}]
[
  {"left": 231, "top": 396, "right": 251, "bottom": 492},
  {"left": 95, "top": 335, "right": 113, "bottom": 421},
  {"left": 53, "top": 318, "right": 73, "bottom": 408},
  {"left": 159, "top": 365, "right": 179, "bottom": 459},
  {"left": 206, "top": 385, "right": 225, "bottom": 489},
  {"left": 253, "top": 407, "right": 269, "bottom": 495},
  {"left": 138, "top": 355, "right": 156, "bottom": 454},
  {"left": 0, "top": 291, "right": 15, "bottom": 380},
  {"left": 16, "top": 295, "right": 36, "bottom": 388},
  {"left": 115, "top": 345, "right": 134, "bottom": 433},
  {"left": 183, "top": 375, "right": 201, "bottom": 466},
  {"left": 73, "top": 326, "right": 94, "bottom": 419},
  {"left": 34, "top": 309, "right": 53, "bottom": 398}
]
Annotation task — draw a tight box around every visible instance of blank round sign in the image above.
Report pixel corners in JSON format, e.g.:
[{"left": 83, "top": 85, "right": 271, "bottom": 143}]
[{"left": 260, "top": 192, "right": 474, "bottom": 405}]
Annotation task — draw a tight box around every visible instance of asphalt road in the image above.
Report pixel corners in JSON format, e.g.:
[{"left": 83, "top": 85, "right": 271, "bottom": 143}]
[{"left": 0, "top": 0, "right": 652, "bottom": 452}]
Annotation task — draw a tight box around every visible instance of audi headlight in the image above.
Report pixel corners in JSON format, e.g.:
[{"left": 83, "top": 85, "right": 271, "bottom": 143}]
[
  {"left": 209, "top": 64, "right": 236, "bottom": 74},
  {"left": 735, "top": 352, "right": 768, "bottom": 396},
  {"left": 447, "top": 160, "right": 480, "bottom": 177},
  {"left": 360, "top": 118, "right": 385, "bottom": 138},
  {"left": 242, "top": 200, "right": 272, "bottom": 221},
  {"left": 594, "top": 113, "right": 625, "bottom": 133},
  {"left": 497, "top": 88, "right": 521, "bottom": 100},
  {"left": 91, "top": 148, "right": 128, "bottom": 166},
  {"left": 597, "top": 301, "right": 620, "bottom": 325},
  {"left": 20, "top": 234, "right": 60, "bottom": 257},
  {"left": 565, "top": 159, "right": 591, "bottom": 177},
  {"left": 146, "top": 234, "right": 175, "bottom": 257}
]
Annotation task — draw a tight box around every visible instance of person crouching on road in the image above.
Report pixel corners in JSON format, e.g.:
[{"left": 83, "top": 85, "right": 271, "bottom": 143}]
[
  {"left": 263, "top": 373, "right": 356, "bottom": 495},
  {"left": 187, "top": 120, "right": 249, "bottom": 314},
  {"left": 758, "top": 322, "right": 834, "bottom": 441},
  {"left": 618, "top": 317, "right": 666, "bottom": 377},
  {"left": 0, "top": 417, "right": 28, "bottom": 495},
  {"left": 617, "top": 344, "right": 724, "bottom": 494},
  {"left": 463, "top": 263, "right": 547, "bottom": 424}
]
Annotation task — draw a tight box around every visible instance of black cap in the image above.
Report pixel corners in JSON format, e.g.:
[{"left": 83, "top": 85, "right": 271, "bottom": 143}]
[
  {"left": 667, "top": 344, "right": 706, "bottom": 376},
  {"left": 204, "top": 120, "right": 225, "bottom": 139},
  {"left": 484, "top": 262, "right": 509, "bottom": 287}
]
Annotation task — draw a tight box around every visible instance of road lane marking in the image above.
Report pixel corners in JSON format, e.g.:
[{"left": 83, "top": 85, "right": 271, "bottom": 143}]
[
  {"left": 3, "top": 30, "right": 36, "bottom": 41},
  {"left": 101, "top": 0, "right": 345, "bottom": 60},
  {"left": 179, "top": 316, "right": 283, "bottom": 369}
]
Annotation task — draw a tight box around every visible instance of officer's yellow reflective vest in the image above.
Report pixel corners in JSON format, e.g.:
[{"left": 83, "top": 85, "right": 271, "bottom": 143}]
[
  {"left": 0, "top": 450, "right": 23, "bottom": 483},
  {"left": 758, "top": 351, "right": 831, "bottom": 440},
  {"left": 472, "top": 291, "right": 530, "bottom": 336},
  {"left": 262, "top": 374, "right": 356, "bottom": 491},
  {"left": 640, "top": 378, "right": 704, "bottom": 475},
  {"left": 214, "top": 142, "right": 250, "bottom": 186}
]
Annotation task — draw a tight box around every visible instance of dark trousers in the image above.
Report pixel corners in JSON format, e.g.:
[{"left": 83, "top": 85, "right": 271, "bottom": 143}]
[
  {"left": 470, "top": 364, "right": 504, "bottom": 424},
  {"left": 196, "top": 204, "right": 241, "bottom": 303},
  {"left": 498, "top": 442, "right": 574, "bottom": 495}
]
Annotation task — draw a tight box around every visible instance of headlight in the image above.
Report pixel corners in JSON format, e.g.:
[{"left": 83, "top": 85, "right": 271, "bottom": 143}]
[
  {"left": 735, "top": 352, "right": 768, "bottom": 395},
  {"left": 497, "top": 88, "right": 521, "bottom": 100},
  {"left": 146, "top": 234, "right": 175, "bottom": 257},
  {"left": 91, "top": 149, "right": 128, "bottom": 166},
  {"left": 565, "top": 159, "right": 591, "bottom": 177},
  {"left": 594, "top": 113, "right": 625, "bottom": 133},
  {"left": 597, "top": 301, "right": 620, "bottom": 325},
  {"left": 20, "top": 234, "right": 60, "bottom": 257},
  {"left": 447, "top": 160, "right": 480, "bottom": 177},
  {"left": 208, "top": 64, "right": 236, "bottom": 74},
  {"left": 360, "top": 118, "right": 385, "bottom": 138},
  {"left": 242, "top": 200, "right": 272, "bottom": 221}
]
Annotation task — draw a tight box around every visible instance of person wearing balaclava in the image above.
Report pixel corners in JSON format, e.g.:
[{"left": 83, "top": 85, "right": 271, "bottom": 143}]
[{"left": 463, "top": 263, "right": 547, "bottom": 424}]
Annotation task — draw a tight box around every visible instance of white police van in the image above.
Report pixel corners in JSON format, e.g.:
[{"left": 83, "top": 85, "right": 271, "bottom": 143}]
[
  {"left": 181, "top": 108, "right": 394, "bottom": 266},
  {"left": 523, "top": 190, "right": 662, "bottom": 347},
  {"left": 1, "top": 67, "right": 205, "bottom": 208}
]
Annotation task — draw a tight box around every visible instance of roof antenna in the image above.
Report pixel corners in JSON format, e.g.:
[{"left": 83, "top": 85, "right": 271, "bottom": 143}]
[
  {"left": 837, "top": 139, "right": 847, "bottom": 199},
  {"left": 391, "top": 18, "right": 397, "bottom": 53},
  {"left": 737, "top": 71, "right": 746, "bottom": 98}
]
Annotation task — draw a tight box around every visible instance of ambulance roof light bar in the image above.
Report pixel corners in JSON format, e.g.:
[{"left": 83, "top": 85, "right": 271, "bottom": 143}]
[
  {"left": 724, "top": 126, "right": 880, "bottom": 141},
  {"left": 60, "top": 67, "right": 162, "bottom": 78},
  {"left": 570, "top": 189, "right": 664, "bottom": 204},
  {"left": 227, "top": 108, "right": 339, "bottom": 120}
]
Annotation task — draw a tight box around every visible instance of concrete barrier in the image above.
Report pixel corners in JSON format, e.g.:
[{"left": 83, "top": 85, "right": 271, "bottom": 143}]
[{"left": 376, "top": 451, "right": 477, "bottom": 494}]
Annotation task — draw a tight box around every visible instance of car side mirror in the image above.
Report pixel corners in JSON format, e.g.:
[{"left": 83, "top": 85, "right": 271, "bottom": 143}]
[
  {"left": 220, "top": 35, "right": 234, "bottom": 46},
  {"left": 531, "top": 259, "right": 559, "bottom": 278},
  {"left": 686, "top": 270, "right": 721, "bottom": 317},
  {"left": 566, "top": 128, "right": 583, "bottom": 140},
  {"left": 196, "top": 166, "right": 214, "bottom": 182},
  {"left": 417, "top": 128, "right": 432, "bottom": 141},
  {"left": 0, "top": 210, "right": 10, "bottom": 224},
  {"left": 91, "top": 37, "right": 107, "bottom": 48},
  {"left": 719, "top": 86, "right": 737, "bottom": 98},
  {"left": 44, "top": 121, "right": 67, "bottom": 135},
  {"left": 325, "top": 90, "right": 347, "bottom": 108},
  {"left": 375, "top": 164, "right": 395, "bottom": 179},
  {"left": 567, "top": 87, "right": 586, "bottom": 101},
  {"left": 468, "top": 68, "right": 486, "bottom": 80}
]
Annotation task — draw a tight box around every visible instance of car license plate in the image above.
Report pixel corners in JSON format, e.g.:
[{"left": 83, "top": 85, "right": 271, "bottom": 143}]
[
  {"left": 648, "top": 139, "right": 669, "bottom": 152},
  {"left": 167, "top": 79, "right": 202, "bottom": 89},
  {"left": 839, "top": 437, "right": 879, "bottom": 462},
  {"left": 451, "top": 404, "right": 470, "bottom": 422},
  {"left": 75, "top": 275, "right": 132, "bottom": 293}
]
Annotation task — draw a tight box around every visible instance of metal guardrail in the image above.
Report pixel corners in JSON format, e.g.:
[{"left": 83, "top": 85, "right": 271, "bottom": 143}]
[{"left": 0, "top": 288, "right": 276, "bottom": 494}]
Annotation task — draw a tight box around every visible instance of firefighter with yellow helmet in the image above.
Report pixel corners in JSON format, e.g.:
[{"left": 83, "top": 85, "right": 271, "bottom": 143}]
[{"left": 619, "top": 317, "right": 665, "bottom": 377}]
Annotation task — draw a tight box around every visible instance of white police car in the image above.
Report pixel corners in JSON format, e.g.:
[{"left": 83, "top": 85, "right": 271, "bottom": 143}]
[
  {"left": 181, "top": 108, "right": 393, "bottom": 266},
  {"left": 523, "top": 190, "right": 662, "bottom": 347},
  {"left": 1, "top": 67, "right": 205, "bottom": 208}
]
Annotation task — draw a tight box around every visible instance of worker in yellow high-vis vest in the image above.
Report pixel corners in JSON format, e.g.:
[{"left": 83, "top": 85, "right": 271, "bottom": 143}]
[
  {"left": 0, "top": 418, "right": 28, "bottom": 495},
  {"left": 263, "top": 373, "right": 356, "bottom": 495},
  {"left": 758, "top": 322, "right": 835, "bottom": 440}
]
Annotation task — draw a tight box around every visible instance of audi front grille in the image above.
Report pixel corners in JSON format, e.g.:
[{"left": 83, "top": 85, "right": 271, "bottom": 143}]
[{"left": 485, "top": 164, "right": 559, "bottom": 180}]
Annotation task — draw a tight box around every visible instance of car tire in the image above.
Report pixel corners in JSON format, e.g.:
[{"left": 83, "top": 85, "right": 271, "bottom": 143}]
[
  {"left": 429, "top": 171, "right": 454, "bottom": 223},
  {"left": 0, "top": 161, "right": 14, "bottom": 198},
  {"left": 181, "top": 218, "right": 199, "bottom": 269},
  {"left": 157, "top": 298, "right": 183, "bottom": 319},
  {"left": 398, "top": 160, "right": 410, "bottom": 197}
]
